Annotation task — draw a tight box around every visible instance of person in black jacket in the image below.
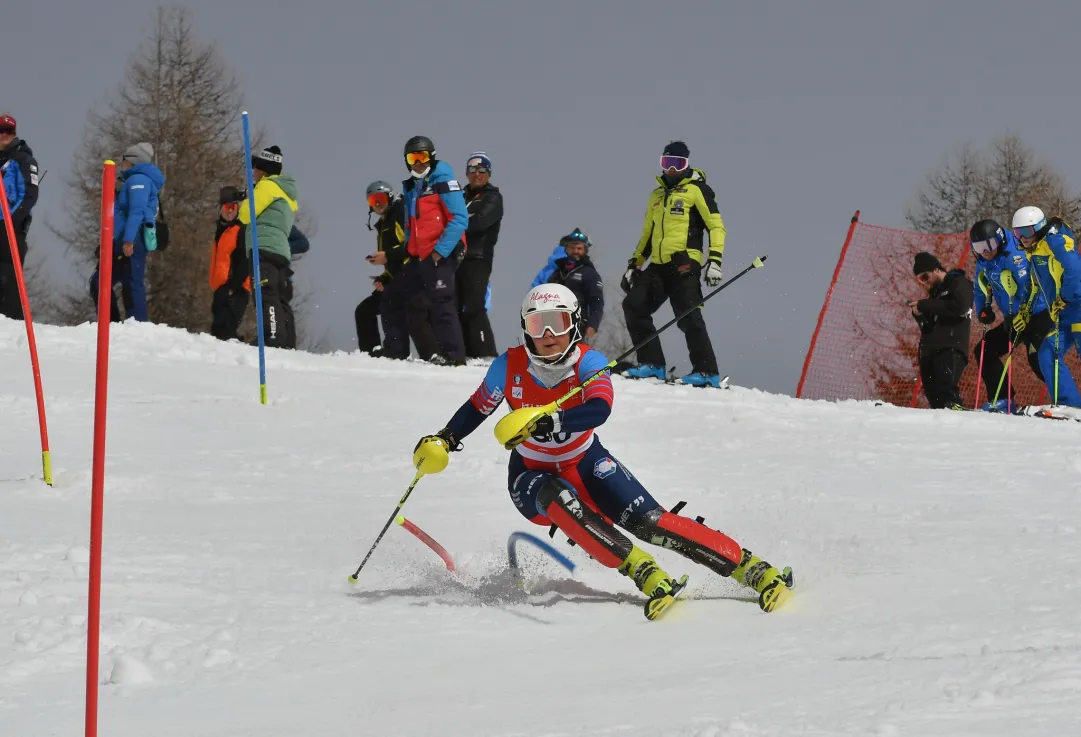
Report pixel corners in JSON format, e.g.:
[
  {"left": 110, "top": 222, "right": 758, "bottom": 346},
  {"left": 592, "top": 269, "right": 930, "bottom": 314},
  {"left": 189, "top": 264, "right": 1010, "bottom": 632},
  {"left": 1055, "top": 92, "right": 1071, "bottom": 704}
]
[
  {"left": 457, "top": 152, "right": 502, "bottom": 358},
  {"left": 0, "top": 114, "right": 39, "bottom": 320},
  {"left": 550, "top": 228, "right": 604, "bottom": 341},
  {"left": 910, "top": 252, "right": 973, "bottom": 409},
  {"left": 358, "top": 181, "right": 439, "bottom": 359}
]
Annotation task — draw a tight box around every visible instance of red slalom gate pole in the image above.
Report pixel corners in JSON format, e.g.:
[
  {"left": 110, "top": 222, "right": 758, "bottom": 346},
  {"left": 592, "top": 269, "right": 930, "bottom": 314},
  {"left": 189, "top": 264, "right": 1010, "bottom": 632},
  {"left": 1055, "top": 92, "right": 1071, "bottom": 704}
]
[
  {"left": 0, "top": 177, "right": 52, "bottom": 484},
  {"left": 85, "top": 160, "right": 115, "bottom": 737}
]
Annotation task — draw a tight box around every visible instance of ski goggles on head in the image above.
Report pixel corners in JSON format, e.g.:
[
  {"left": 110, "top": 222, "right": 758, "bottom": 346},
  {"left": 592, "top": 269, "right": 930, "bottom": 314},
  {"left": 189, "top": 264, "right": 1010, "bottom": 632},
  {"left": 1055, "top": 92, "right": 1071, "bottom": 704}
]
[
  {"left": 660, "top": 155, "right": 689, "bottom": 171},
  {"left": 523, "top": 310, "right": 575, "bottom": 339},
  {"left": 970, "top": 237, "right": 998, "bottom": 257},
  {"left": 367, "top": 192, "right": 389, "bottom": 208},
  {"left": 405, "top": 151, "right": 431, "bottom": 166},
  {"left": 1012, "top": 222, "right": 1044, "bottom": 240}
]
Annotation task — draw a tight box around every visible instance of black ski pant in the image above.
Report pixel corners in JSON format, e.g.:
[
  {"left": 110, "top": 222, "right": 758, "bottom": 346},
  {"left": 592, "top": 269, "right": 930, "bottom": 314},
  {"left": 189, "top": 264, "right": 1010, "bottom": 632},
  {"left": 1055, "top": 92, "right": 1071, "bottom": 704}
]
[
  {"left": 457, "top": 259, "right": 497, "bottom": 358},
  {"left": 0, "top": 222, "right": 28, "bottom": 320},
  {"left": 89, "top": 257, "right": 135, "bottom": 323},
  {"left": 379, "top": 276, "right": 440, "bottom": 360},
  {"left": 622, "top": 262, "right": 718, "bottom": 375},
  {"left": 255, "top": 252, "right": 295, "bottom": 349},
  {"left": 401, "top": 255, "right": 465, "bottom": 363},
  {"left": 974, "top": 316, "right": 1046, "bottom": 402},
  {"left": 355, "top": 290, "right": 382, "bottom": 354},
  {"left": 0, "top": 261, "right": 24, "bottom": 320},
  {"left": 919, "top": 348, "right": 967, "bottom": 409},
  {"left": 210, "top": 285, "right": 249, "bottom": 341}
]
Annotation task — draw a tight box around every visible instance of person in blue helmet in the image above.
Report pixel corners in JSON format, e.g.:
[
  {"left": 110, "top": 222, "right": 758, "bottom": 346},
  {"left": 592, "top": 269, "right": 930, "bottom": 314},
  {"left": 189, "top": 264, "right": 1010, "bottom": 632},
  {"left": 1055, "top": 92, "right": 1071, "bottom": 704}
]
[
  {"left": 969, "top": 218, "right": 1046, "bottom": 412},
  {"left": 1010, "top": 205, "right": 1081, "bottom": 408}
]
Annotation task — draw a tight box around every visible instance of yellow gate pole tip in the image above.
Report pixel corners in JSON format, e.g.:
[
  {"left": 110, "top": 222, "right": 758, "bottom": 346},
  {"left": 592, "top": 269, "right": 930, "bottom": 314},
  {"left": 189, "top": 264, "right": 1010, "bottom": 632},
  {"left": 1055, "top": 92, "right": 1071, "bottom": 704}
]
[{"left": 104, "top": 159, "right": 115, "bottom": 166}]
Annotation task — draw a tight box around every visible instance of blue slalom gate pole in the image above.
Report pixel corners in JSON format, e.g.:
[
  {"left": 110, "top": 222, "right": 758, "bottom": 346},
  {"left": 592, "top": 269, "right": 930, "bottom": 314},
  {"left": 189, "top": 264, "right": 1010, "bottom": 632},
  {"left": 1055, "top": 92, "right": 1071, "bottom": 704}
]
[
  {"left": 507, "top": 531, "right": 576, "bottom": 574},
  {"left": 241, "top": 112, "right": 267, "bottom": 404}
]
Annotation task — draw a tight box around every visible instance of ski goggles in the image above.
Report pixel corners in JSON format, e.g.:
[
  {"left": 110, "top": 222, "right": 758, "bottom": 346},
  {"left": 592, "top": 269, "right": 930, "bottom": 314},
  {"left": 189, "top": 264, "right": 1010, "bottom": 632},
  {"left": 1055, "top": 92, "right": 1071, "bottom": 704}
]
[
  {"left": 466, "top": 164, "right": 490, "bottom": 174},
  {"left": 970, "top": 237, "right": 998, "bottom": 257},
  {"left": 405, "top": 151, "right": 431, "bottom": 166},
  {"left": 1012, "top": 222, "right": 1044, "bottom": 240},
  {"left": 523, "top": 310, "right": 575, "bottom": 339},
  {"left": 0, "top": 126, "right": 14, "bottom": 136},
  {"left": 367, "top": 192, "right": 389, "bottom": 208},
  {"left": 660, "top": 155, "right": 689, "bottom": 171}
]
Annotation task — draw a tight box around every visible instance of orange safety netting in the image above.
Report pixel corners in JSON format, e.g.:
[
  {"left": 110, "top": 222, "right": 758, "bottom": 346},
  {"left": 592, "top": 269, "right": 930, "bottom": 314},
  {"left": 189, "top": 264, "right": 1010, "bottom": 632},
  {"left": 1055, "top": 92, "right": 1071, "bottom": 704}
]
[{"left": 796, "top": 211, "right": 1076, "bottom": 408}]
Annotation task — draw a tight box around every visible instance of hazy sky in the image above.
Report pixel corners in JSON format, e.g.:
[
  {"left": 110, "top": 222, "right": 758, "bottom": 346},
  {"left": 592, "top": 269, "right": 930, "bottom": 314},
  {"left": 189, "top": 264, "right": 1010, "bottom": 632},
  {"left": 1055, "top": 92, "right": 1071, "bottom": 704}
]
[{"left": 6, "top": 0, "right": 1081, "bottom": 395}]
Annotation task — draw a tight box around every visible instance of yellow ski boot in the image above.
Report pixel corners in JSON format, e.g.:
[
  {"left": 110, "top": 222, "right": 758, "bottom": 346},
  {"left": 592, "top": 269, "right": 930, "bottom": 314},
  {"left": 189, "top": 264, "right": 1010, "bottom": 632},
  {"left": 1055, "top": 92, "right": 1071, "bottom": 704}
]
[
  {"left": 732, "top": 549, "right": 794, "bottom": 613},
  {"left": 619, "top": 547, "right": 689, "bottom": 621}
]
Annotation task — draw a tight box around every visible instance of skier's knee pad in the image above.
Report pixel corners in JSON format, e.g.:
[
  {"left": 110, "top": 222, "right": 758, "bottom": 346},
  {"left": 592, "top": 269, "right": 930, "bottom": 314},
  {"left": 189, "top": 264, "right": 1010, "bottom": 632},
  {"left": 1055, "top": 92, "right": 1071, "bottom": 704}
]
[{"left": 533, "top": 475, "right": 578, "bottom": 518}]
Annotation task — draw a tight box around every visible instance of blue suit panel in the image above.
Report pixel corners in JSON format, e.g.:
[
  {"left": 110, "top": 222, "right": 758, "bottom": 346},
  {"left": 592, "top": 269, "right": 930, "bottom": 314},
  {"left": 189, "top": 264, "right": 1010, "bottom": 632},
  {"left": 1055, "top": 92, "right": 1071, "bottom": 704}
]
[{"left": 974, "top": 233, "right": 1041, "bottom": 317}]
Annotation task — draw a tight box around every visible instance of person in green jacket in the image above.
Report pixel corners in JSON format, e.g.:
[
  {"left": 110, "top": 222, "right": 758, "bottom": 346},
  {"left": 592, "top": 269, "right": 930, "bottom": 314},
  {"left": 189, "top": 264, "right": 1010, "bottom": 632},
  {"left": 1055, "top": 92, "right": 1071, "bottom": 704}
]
[{"left": 239, "top": 145, "right": 299, "bottom": 349}]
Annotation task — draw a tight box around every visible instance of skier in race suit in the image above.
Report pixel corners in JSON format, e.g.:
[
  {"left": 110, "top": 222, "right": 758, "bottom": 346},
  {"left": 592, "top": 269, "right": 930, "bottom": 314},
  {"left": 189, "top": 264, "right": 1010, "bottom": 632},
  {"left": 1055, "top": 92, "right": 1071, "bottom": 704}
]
[{"left": 413, "top": 283, "right": 792, "bottom": 618}]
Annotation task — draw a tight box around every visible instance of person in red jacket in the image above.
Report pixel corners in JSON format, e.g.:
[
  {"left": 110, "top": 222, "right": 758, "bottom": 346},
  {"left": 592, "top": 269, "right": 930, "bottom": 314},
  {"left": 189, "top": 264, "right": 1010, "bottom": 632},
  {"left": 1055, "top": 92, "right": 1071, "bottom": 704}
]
[{"left": 399, "top": 135, "right": 469, "bottom": 365}]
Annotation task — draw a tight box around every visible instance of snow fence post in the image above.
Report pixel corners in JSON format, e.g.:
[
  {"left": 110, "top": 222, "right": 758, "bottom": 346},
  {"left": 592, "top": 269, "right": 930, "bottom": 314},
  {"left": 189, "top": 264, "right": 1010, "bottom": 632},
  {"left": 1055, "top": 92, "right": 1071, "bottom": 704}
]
[
  {"left": 85, "top": 159, "right": 115, "bottom": 737},
  {"left": 242, "top": 112, "right": 268, "bottom": 405},
  {"left": 0, "top": 157, "right": 52, "bottom": 484}
]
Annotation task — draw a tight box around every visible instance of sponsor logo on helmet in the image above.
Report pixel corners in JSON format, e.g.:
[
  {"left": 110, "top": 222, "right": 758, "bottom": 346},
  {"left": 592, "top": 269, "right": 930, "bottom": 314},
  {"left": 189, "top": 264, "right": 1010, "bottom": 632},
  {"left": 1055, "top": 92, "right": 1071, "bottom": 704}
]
[{"left": 529, "top": 290, "right": 567, "bottom": 305}]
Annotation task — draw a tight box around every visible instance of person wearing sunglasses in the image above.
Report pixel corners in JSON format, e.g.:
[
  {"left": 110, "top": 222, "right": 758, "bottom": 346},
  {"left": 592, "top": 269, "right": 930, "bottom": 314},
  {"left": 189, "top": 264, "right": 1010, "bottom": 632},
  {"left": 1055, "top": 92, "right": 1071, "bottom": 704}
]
[
  {"left": 356, "top": 181, "right": 437, "bottom": 360},
  {"left": 968, "top": 219, "right": 1045, "bottom": 412},
  {"left": 458, "top": 151, "right": 502, "bottom": 359},
  {"left": 399, "top": 135, "right": 469, "bottom": 365},
  {"left": 1009, "top": 205, "right": 1081, "bottom": 408},
  {"left": 89, "top": 141, "right": 164, "bottom": 323},
  {"left": 208, "top": 186, "right": 251, "bottom": 341},
  {"left": 0, "top": 113, "right": 39, "bottom": 320},
  {"left": 621, "top": 141, "right": 727, "bottom": 388},
  {"left": 411, "top": 283, "right": 792, "bottom": 618},
  {"left": 908, "top": 251, "right": 973, "bottom": 409}
]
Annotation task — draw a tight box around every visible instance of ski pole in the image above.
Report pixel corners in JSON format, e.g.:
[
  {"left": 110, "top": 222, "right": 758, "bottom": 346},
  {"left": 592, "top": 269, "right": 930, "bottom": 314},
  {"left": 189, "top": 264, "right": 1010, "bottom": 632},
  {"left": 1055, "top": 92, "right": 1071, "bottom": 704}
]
[
  {"left": 972, "top": 337, "right": 986, "bottom": 409},
  {"left": 348, "top": 468, "right": 426, "bottom": 582},
  {"left": 495, "top": 256, "right": 768, "bottom": 448}
]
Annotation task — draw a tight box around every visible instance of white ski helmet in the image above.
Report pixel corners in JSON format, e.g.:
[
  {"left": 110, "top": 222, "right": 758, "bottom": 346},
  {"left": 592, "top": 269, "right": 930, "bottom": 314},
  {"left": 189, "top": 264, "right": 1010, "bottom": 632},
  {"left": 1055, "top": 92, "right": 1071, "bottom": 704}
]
[
  {"left": 1011, "top": 206, "right": 1047, "bottom": 240},
  {"left": 520, "top": 284, "right": 582, "bottom": 362}
]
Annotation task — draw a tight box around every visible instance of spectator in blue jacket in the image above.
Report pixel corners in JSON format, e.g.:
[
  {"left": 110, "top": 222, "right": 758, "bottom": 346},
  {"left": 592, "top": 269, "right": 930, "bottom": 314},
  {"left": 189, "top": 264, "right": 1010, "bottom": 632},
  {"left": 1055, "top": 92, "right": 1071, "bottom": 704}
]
[
  {"left": 548, "top": 228, "right": 604, "bottom": 340},
  {"left": 90, "top": 142, "right": 165, "bottom": 322},
  {"left": 970, "top": 219, "right": 1047, "bottom": 412},
  {"left": 530, "top": 228, "right": 591, "bottom": 289},
  {"left": 1011, "top": 205, "right": 1081, "bottom": 407},
  {"left": 0, "top": 113, "right": 40, "bottom": 320}
]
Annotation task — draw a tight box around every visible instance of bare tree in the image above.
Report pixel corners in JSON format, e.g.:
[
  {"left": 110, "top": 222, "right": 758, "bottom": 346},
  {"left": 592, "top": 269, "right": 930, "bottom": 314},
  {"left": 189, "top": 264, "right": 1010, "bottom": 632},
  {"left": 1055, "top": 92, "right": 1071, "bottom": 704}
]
[
  {"left": 907, "top": 133, "right": 1081, "bottom": 234},
  {"left": 590, "top": 277, "right": 633, "bottom": 360},
  {"left": 49, "top": 6, "right": 311, "bottom": 336}
]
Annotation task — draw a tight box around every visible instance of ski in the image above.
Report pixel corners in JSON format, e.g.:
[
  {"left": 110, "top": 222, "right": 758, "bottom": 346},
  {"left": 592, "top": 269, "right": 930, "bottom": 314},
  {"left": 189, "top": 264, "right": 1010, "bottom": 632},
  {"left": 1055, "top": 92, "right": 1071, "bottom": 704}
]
[{"left": 644, "top": 574, "right": 690, "bottom": 621}]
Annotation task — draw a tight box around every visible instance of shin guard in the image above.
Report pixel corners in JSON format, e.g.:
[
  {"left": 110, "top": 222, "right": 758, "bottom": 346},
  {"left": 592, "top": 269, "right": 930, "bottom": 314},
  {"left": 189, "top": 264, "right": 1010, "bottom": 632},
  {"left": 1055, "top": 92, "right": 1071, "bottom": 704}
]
[{"left": 631, "top": 510, "right": 742, "bottom": 576}]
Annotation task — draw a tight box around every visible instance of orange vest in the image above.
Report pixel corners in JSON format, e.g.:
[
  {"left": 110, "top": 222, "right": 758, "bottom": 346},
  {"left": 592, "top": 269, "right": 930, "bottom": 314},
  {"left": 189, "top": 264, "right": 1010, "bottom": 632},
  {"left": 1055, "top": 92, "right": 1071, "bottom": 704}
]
[{"left": 209, "top": 225, "right": 251, "bottom": 292}]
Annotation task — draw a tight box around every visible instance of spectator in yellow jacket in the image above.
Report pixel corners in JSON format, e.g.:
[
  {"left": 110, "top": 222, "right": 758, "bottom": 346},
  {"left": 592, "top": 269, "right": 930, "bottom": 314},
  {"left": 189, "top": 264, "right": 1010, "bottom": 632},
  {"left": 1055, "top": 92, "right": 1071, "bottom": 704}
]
[{"left": 620, "top": 141, "right": 726, "bottom": 388}]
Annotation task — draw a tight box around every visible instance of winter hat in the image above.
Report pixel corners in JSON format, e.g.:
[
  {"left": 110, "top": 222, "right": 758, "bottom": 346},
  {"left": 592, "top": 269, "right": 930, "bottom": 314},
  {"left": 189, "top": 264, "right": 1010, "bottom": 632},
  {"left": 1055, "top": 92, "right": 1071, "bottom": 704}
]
[
  {"left": 219, "top": 185, "right": 245, "bottom": 205},
  {"left": 466, "top": 151, "right": 492, "bottom": 171},
  {"left": 662, "top": 140, "right": 690, "bottom": 158},
  {"left": 122, "top": 142, "right": 154, "bottom": 165},
  {"left": 912, "top": 251, "right": 944, "bottom": 276},
  {"left": 0, "top": 114, "right": 15, "bottom": 133},
  {"left": 253, "top": 145, "right": 283, "bottom": 176}
]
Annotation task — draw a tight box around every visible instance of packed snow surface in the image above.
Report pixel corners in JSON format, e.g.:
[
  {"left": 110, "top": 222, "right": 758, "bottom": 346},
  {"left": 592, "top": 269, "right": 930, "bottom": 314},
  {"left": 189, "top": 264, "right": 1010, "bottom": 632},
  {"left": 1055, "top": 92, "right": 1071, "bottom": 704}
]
[{"left": 2, "top": 319, "right": 1080, "bottom": 736}]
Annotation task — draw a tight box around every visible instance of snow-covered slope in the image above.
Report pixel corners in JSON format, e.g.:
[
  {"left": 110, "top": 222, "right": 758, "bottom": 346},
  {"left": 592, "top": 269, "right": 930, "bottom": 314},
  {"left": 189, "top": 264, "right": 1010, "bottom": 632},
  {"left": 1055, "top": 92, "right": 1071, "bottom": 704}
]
[{"left": 2, "top": 319, "right": 1080, "bottom": 737}]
